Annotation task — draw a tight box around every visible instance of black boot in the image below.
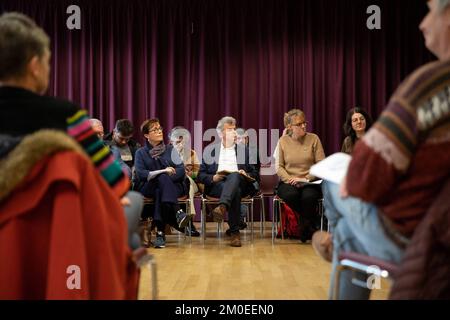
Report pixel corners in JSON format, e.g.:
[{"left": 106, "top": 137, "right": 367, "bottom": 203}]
[
  {"left": 186, "top": 223, "right": 200, "bottom": 237},
  {"left": 173, "top": 223, "right": 200, "bottom": 237},
  {"left": 300, "top": 219, "right": 316, "bottom": 243}
]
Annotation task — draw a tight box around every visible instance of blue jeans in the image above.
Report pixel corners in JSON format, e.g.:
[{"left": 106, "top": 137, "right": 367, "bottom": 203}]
[{"left": 322, "top": 181, "right": 405, "bottom": 300}]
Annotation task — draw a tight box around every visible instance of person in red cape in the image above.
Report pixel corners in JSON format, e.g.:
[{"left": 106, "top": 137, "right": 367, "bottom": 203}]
[{"left": 0, "top": 12, "right": 141, "bottom": 299}]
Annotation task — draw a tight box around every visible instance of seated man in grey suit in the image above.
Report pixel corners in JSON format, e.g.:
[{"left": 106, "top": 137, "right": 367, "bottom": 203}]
[{"left": 198, "top": 116, "right": 259, "bottom": 247}]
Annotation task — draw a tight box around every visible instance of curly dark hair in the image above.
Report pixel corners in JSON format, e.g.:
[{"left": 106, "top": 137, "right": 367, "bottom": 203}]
[
  {"left": 114, "top": 119, "right": 135, "bottom": 136},
  {"left": 343, "top": 107, "right": 373, "bottom": 144}
]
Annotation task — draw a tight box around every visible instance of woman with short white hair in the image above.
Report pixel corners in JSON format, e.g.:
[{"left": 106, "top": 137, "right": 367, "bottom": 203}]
[{"left": 168, "top": 126, "right": 201, "bottom": 237}]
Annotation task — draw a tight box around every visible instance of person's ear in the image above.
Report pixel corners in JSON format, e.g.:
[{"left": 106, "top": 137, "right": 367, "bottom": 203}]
[
  {"left": 27, "top": 55, "right": 41, "bottom": 78},
  {"left": 445, "top": 8, "right": 450, "bottom": 27},
  {"left": 144, "top": 134, "right": 150, "bottom": 140}
]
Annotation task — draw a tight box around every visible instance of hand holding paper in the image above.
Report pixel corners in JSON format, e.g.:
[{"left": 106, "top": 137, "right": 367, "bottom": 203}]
[
  {"left": 309, "top": 152, "right": 351, "bottom": 185},
  {"left": 216, "top": 170, "right": 256, "bottom": 182}
]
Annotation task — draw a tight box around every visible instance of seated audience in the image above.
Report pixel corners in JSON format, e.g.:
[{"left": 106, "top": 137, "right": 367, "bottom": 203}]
[
  {"left": 104, "top": 119, "right": 141, "bottom": 170},
  {"left": 314, "top": 108, "right": 373, "bottom": 254},
  {"left": 90, "top": 118, "right": 132, "bottom": 179},
  {"left": 275, "top": 109, "right": 325, "bottom": 242},
  {"left": 134, "top": 119, "right": 191, "bottom": 248},
  {"left": 236, "top": 128, "right": 261, "bottom": 188},
  {"left": 341, "top": 107, "right": 373, "bottom": 154},
  {"left": 315, "top": 0, "right": 450, "bottom": 300},
  {"left": 168, "top": 126, "right": 201, "bottom": 237},
  {"left": 229, "top": 127, "right": 262, "bottom": 235},
  {"left": 89, "top": 118, "right": 105, "bottom": 140},
  {"left": 198, "top": 116, "right": 259, "bottom": 247}
]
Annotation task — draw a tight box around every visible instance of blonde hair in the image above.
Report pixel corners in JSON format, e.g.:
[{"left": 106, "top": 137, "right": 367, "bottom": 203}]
[{"left": 283, "top": 108, "right": 305, "bottom": 127}]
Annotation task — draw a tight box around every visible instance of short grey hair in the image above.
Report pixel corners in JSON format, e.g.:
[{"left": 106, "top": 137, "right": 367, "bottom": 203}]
[
  {"left": 438, "top": 0, "right": 450, "bottom": 11},
  {"left": 89, "top": 118, "right": 103, "bottom": 127},
  {"left": 283, "top": 109, "right": 305, "bottom": 127},
  {"left": 216, "top": 116, "right": 236, "bottom": 132},
  {"left": 0, "top": 12, "right": 50, "bottom": 80},
  {"left": 168, "top": 126, "right": 191, "bottom": 142}
]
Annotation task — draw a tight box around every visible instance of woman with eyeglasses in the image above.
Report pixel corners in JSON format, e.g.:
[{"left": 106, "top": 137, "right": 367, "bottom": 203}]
[
  {"left": 341, "top": 107, "right": 373, "bottom": 154},
  {"left": 275, "top": 108, "right": 325, "bottom": 242},
  {"left": 133, "top": 119, "right": 191, "bottom": 248}
]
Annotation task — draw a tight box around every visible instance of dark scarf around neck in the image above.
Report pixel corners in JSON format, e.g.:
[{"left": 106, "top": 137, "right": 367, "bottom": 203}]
[{"left": 149, "top": 142, "right": 166, "bottom": 159}]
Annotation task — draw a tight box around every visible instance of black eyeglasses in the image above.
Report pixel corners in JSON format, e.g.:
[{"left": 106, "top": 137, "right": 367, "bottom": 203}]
[
  {"left": 149, "top": 126, "right": 163, "bottom": 133},
  {"left": 291, "top": 121, "right": 308, "bottom": 127}
]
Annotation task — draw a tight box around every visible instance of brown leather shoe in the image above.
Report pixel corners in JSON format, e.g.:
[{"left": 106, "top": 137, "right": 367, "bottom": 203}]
[
  {"left": 312, "top": 231, "right": 333, "bottom": 262},
  {"left": 230, "top": 233, "right": 242, "bottom": 247},
  {"left": 212, "top": 204, "right": 227, "bottom": 222}
]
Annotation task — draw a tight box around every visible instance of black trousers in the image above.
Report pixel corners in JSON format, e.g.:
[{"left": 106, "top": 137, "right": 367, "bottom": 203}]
[
  {"left": 207, "top": 172, "right": 251, "bottom": 234},
  {"left": 139, "top": 174, "right": 186, "bottom": 230},
  {"left": 277, "top": 182, "right": 322, "bottom": 230}
]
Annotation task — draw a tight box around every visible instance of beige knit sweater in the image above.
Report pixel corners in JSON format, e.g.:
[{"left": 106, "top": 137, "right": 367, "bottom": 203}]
[{"left": 275, "top": 133, "right": 325, "bottom": 183}]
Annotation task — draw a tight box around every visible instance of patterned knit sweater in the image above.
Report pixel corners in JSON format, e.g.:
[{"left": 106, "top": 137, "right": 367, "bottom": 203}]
[
  {"left": 67, "top": 110, "right": 130, "bottom": 198},
  {"left": 347, "top": 59, "right": 450, "bottom": 237},
  {"left": 0, "top": 86, "right": 129, "bottom": 198}
]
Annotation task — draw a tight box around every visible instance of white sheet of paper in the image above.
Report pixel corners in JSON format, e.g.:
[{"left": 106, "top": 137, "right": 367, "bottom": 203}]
[
  {"left": 310, "top": 152, "right": 351, "bottom": 185},
  {"left": 147, "top": 169, "right": 168, "bottom": 181}
]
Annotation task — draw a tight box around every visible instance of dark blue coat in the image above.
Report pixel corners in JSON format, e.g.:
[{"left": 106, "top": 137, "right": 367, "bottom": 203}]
[
  {"left": 134, "top": 142, "right": 186, "bottom": 192},
  {"left": 198, "top": 143, "right": 259, "bottom": 194}
]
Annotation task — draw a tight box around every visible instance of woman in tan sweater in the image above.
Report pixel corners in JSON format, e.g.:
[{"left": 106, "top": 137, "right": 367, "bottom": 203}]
[{"left": 276, "top": 109, "right": 325, "bottom": 242}]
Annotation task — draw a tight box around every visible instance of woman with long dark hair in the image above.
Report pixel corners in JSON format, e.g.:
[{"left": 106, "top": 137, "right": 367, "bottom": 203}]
[{"left": 341, "top": 107, "right": 373, "bottom": 154}]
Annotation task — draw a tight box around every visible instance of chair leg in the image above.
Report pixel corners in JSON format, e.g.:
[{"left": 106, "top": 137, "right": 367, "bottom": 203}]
[
  {"left": 251, "top": 199, "right": 254, "bottom": 243},
  {"left": 272, "top": 198, "right": 277, "bottom": 244},
  {"left": 244, "top": 202, "right": 250, "bottom": 238},
  {"left": 201, "top": 200, "right": 206, "bottom": 241},
  {"left": 279, "top": 200, "right": 284, "bottom": 240},
  {"left": 186, "top": 199, "right": 192, "bottom": 243},
  {"left": 260, "top": 196, "right": 266, "bottom": 237},
  {"left": 217, "top": 220, "right": 221, "bottom": 238},
  {"left": 139, "top": 218, "right": 151, "bottom": 248},
  {"left": 148, "top": 255, "right": 158, "bottom": 300},
  {"left": 320, "top": 200, "right": 324, "bottom": 232},
  {"left": 333, "top": 264, "right": 345, "bottom": 300}
]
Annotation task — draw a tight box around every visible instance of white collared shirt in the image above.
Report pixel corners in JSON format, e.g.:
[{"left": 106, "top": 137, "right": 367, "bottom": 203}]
[{"left": 217, "top": 143, "right": 238, "bottom": 172}]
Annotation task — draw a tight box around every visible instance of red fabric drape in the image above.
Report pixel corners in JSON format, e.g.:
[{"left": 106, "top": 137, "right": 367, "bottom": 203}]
[{"left": 0, "top": 151, "right": 138, "bottom": 299}]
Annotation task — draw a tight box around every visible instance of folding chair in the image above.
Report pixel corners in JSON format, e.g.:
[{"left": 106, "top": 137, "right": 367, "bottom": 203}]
[
  {"left": 333, "top": 251, "right": 399, "bottom": 300},
  {"left": 272, "top": 196, "right": 327, "bottom": 244},
  {"left": 258, "top": 165, "right": 280, "bottom": 237},
  {"left": 142, "top": 196, "right": 192, "bottom": 243},
  {"left": 133, "top": 248, "right": 158, "bottom": 300},
  {"left": 200, "top": 195, "right": 254, "bottom": 243}
]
